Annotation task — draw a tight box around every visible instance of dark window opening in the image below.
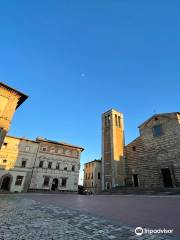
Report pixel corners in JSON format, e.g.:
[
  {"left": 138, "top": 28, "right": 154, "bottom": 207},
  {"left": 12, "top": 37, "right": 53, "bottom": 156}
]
[
  {"left": 132, "top": 146, "right": 136, "bottom": 151},
  {"left": 64, "top": 167, "right": 67, "bottom": 171},
  {"left": 56, "top": 163, "right": 60, "bottom": 170},
  {"left": 15, "top": 176, "right": 24, "bottom": 186},
  {"left": 48, "top": 162, "right": 52, "bottom": 169},
  {"left": 153, "top": 124, "right": 163, "bottom": 137},
  {"left": 2, "top": 142, "right": 8, "bottom": 149},
  {"left": 118, "top": 116, "right": 121, "bottom": 127},
  {"left": 43, "top": 176, "right": 50, "bottom": 186},
  {"left": 39, "top": 161, "right": 44, "bottom": 168},
  {"left": 115, "top": 114, "right": 118, "bottom": 126},
  {"left": 72, "top": 165, "right": 75, "bottom": 171},
  {"left": 98, "top": 172, "right": 101, "bottom": 179},
  {"left": 3, "top": 159, "right": 7, "bottom": 163},
  {"left": 62, "top": 178, "right": 67, "bottom": 187},
  {"left": 22, "top": 160, "right": 26, "bottom": 168}
]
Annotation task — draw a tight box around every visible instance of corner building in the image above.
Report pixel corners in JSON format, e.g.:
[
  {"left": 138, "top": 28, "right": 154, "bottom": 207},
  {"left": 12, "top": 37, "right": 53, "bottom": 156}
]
[{"left": 0, "top": 136, "right": 84, "bottom": 192}]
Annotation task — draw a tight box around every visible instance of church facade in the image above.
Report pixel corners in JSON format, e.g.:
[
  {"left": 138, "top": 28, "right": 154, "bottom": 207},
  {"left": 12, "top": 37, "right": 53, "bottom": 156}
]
[{"left": 102, "top": 109, "right": 180, "bottom": 190}]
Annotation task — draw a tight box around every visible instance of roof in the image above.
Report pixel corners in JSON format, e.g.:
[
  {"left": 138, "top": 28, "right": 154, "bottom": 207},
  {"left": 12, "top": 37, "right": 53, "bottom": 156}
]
[
  {"left": 103, "top": 108, "right": 123, "bottom": 115},
  {"left": 6, "top": 135, "right": 84, "bottom": 151},
  {"left": 36, "top": 137, "right": 84, "bottom": 151},
  {"left": 0, "top": 82, "right": 28, "bottom": 108},
  {"left": 138, "top": 112, "right": 180, "bottom": 128},
  {"left": 84, "top": 159, "right": 101, "bottom": 165},
  {"left": 6, "top": 135, "right": 37, "bottom": 143}
]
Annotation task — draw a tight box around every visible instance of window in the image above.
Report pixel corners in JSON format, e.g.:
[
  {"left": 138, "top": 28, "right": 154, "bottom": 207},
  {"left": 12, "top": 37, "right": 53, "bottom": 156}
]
[
  {"left": 42, "top": 147, "right": 47, "bottom": 152},
  {"left": 15, "top": 176, "right": 24, "bottom": 186},
  {"left": 43, "top": 176, "right": 50, "bottom": 186},
  {"left": 88, "top": 173, "right": 90, "bottom": 179},
  {"left": 2, "top": 142, "right": 8, "bottom": 149},
  {"left": 25, "top": 146, "right": 30, "bottom": 152},
  {"left": 153, "top": 124, "right": 163, "bottom": 137},
  {"left": 72, "top": 165, "right": 75, "bottom": 171},
  {"left": 64, "top": 166, "right": 67, "bottom": 171},
  {"left": 92, "top": 182, "right": 93, "bottom": 187},
  {"left": 115, "top": 114, "right": 118, "bottom": 126},
  {"left": 61, "top": 178, "right": 67, "bottom": 187},
  {"left": 108, "top": 115, "right": 110, "bottom": 124},
  {"left": 22, "top": 160, "right": 27, "bottom": 168},
  {"left": 3, "top": 159, "right": 7, "bottom": 163},
  {"left": 98, "top": 172, "right": 101, "bottom": 179},
  {"left": 132, "top": 146, "right": 136, "bottom": 151},
  {"left": 56, "top": 163, "right": 60, "bottom": 170},
  {"left": 91, "top": 173, "right": 93, "bottom": 179},
  {"left": 118, "top": 116, "right": 121, "bottom": 127},
  {"left": 39, "top": 161, "right": 44, "bottom": 168},
  {"left": 86, "top": 173, "right": 87, "bottom": 179},
  {"left": 48, "top": 162, "right": 52, "bottom": 169}
]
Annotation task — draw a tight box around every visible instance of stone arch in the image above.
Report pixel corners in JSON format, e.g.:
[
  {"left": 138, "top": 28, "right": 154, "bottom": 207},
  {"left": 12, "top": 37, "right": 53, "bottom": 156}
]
[{"left": 0, "top": 173, "right": 13, "bottom": 191}]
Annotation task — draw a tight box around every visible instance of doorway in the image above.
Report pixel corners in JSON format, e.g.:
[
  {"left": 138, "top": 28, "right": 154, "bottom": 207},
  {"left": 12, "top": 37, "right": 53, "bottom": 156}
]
[
  {"left": 133, "top": 174, "right": 139, "bottom": 187},
  {"left": 51, "top": 178, "right": 58, "bottom": 191},
  {"left": 0, "top": 175, "right": 11, "bottom": 191},
  {"left": 106, "top": 182, "right": 111, "bottom": 190},
  {"left": 161, "top": 168, "right": 173, "bottom": 187}
]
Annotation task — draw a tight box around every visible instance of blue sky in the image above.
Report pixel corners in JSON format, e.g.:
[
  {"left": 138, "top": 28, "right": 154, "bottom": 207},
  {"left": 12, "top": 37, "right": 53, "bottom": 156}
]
[{"left": 1, "top": 1, "right": 180, "bottom": 182}]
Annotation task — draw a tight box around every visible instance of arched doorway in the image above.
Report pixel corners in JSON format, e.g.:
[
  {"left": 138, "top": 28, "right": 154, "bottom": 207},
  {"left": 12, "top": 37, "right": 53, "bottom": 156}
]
[
  {"left": 0, "top": 174, "right": 12, "bottom": 191},
  {"left": 51, "top": 178, "right": 58, "bottom": 191}
]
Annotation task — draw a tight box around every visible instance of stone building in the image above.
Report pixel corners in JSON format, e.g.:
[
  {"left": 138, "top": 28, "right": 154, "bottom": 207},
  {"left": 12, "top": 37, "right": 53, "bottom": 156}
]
[
  {"left": 102, "top": 109, "right": 180, "bottom": 190},
  {"left": 102, "top": 109, "right": 125, "bottom": 190},
  {"left": 30, "top": 137, "right": 83, "bottom": 192},
  {"left": 0, "top": 136, "right": 38, "bottom": 192},
  {"left": 0, "top": 135, "right": 84, "bottom": 192},
  {"left": 125, "top": 112, "right": 180, "bottom": 188},
  {"left": 0, "top": 82, "right": 28, "bottom": 148},
  {"left": 83, "top": 159, "right": 101, "bottom": 193}
]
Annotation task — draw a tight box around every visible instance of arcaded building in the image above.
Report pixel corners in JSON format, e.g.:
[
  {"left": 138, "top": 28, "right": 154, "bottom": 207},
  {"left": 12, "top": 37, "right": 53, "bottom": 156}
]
[
  {"left": 0, "top": 135, "right": 84, "bottom": 192},
  {"left": 102, "top": 109, "right": 180, "bottom": 190}
]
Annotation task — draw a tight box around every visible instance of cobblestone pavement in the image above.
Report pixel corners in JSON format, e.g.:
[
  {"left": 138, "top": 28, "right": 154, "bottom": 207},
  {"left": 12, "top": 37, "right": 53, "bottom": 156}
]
[{"left": 0, "top": 195, "right": 178, "bottom": 240}]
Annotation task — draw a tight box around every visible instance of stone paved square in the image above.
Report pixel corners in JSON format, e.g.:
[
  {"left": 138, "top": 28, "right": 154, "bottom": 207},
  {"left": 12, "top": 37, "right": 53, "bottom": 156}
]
[{"left": 0, "top": 194, "right": 179, "bottom": 240}]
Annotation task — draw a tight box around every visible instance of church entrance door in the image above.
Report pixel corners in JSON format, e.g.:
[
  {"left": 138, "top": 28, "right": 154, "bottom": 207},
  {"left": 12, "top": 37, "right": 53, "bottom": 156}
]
[{"left": 161, "top": 168, "right": 173, "bottom": 187}]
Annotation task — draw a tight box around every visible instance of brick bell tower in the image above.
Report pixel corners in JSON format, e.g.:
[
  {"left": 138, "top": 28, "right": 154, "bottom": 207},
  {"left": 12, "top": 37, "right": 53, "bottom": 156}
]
[
  {"left": 102, "top": 109, "right": 126, "bottom": 190},
  {"left": 0, "top": 82, "right": 28, "bottom": 148}
]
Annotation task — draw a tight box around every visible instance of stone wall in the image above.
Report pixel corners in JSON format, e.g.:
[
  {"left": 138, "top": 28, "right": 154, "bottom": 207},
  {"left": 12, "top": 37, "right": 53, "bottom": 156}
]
[{"left": 125, "top": 113, "right": 180, "bottom": 188}]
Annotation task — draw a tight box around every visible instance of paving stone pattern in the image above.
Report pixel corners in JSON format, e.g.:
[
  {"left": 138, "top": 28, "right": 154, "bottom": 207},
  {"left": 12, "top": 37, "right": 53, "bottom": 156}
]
[{"left": 0, "top": 195, "right": 177, "bottom": 240}]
